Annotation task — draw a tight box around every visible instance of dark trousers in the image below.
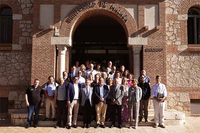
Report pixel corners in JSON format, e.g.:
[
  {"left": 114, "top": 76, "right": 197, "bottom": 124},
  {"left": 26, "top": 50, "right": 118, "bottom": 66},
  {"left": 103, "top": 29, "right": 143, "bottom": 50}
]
[
  {"left": 56, "top": 100, "right": 67, "bottom": 126},
  {"left": 83, "top": 99, "right": 92, "bottom": 124},
  {"left": 92, "top": 105, "right": 96, "bottom": 121},
  {"left": 111, "top": 104, "right": 122, "bottom": 125},
  {"left": 27, "top": 103, "right": 41, "bottom": 126},
  {"left": 139, "top": 99, "right": 149, "bottom": 121}
]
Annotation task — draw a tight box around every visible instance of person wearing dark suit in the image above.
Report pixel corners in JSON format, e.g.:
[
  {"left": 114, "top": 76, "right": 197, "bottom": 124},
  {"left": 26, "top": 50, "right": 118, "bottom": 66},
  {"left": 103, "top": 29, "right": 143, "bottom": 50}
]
[
  {"left": 81, "top": 79, "right": 93, "bottom": 128},
  {"left": 67, "top": 66, "right": 77, "bottom": 83},
  {"left": 94, "top": 77, "right": 109, "bottom": 128},
  {"left": 110, "top": 78, "right": 124, "bottom": 128},
  {"left": 66, "top": 77, "right": 81, "bottom": 129}
]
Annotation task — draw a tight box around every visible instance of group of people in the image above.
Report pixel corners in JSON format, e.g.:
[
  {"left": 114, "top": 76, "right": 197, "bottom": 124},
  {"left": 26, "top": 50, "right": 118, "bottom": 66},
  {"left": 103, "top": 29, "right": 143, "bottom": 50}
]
[{"left": 25, "top": 61, "right": 167, "bottom": 129}]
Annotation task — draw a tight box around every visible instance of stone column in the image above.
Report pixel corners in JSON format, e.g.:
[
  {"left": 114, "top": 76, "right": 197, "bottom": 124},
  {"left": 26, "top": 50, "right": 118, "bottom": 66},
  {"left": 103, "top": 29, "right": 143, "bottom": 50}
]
[
  {"left": 132, "top": 46, "right": 142, "bottom": 79},
  {"left": 57, "top": 45, "right": 67, "bottom": 79}
]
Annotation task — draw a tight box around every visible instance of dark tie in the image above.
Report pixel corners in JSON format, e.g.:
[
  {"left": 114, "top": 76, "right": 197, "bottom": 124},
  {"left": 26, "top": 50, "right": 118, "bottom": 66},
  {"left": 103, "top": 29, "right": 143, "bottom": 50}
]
[
  {"left": 86, "top": 87, "right": 89, "bottom": 99},
  {"left": 115, "top": 86, "right": 118, "bottom": 93}
]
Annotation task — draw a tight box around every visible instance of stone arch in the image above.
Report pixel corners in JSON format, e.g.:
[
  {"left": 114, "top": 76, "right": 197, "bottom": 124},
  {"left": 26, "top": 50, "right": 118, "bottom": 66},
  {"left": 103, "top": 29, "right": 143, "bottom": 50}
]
[
  {"left": 179, "top": 0, "right": 200, "bottom": 14},
  {"left": 0, "top": 1, "right": 21, "bottom": 14},
  {"left": 60, "top": 1, "right": 137, "bottom": 43}
]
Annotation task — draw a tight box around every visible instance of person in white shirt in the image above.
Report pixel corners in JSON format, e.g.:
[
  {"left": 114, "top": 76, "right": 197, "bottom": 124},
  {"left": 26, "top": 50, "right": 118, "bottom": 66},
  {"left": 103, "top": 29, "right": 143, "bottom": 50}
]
[
  {"left": 152, "top": 75, "right": 167, "bottom": 128},
  {"left": 75, "top": 61, "right": 80, "bottom": 73},
  {"left": 78, "top": 70, "right": 85, "bottom": 88},
  {"left": 67, "top": 77, "right": 81, "bottom": 129},
  {"left": 114, "top": 71, "right": 122, "bottom": 84},
  {"left": 110, "top": 65, "right": 116, "bottom": 79},
  {"left": 86, "top": 64, "right": 96, "bottom": 79},
  {"left": 107, "top": 61, "right": 112, "bottom": 73}
]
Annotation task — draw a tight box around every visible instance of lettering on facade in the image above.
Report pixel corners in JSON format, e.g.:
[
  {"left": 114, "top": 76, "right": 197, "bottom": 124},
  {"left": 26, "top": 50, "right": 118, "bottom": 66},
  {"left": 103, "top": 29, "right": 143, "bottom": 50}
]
[
  {"left": 66, "top": 2, "right": 128, "bottom": 23},
  {"left": 145, "top": 48, "right": 163, "bottom": 52}
]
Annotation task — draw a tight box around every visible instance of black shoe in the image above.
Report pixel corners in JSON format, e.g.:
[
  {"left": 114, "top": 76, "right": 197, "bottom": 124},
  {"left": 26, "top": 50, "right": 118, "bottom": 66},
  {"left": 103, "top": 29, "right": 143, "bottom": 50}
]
[
  {"left": 87, "top": 124, "right": 90, "bottom": 128},
  {"left": 110, "top": 124, "right": 114, "bottom": 128},
  {"left": 34, "top": 124, "right": 38, "bottom": 128},
  {"left": 101, "top": 125, "right": 106, "bottom": 128},
  {"left": 139, "top": 120, "right": 142, "bottom": 123},
  {"left": 62, "top": 125, "right": 66, "bottom": 128},
  {"left": 54, "top": 125, "right": 59, "bottom": 128},
  {"left": 83, "top": 124, "right": 86, "bottom": 128},
  {"left": 118, "top": 125, "right": 122, "bottom": 128},
  {"left": 67, "top": 125, "right": 71, "bottom": 129},
  {"left": 43, "top": 118, "right": 49, "bottom": 121},
  {"left": 52, "top": 118, "right": 56, "bottom": 121},
  {"left": 96, "top": 124, "right": 100, "bottom": 128},
  {"left": 25, "top": 124, "right": 30, "bottom": 129},
  {"left": 73, "top": 125, "right": 77, "bottom": 128}
]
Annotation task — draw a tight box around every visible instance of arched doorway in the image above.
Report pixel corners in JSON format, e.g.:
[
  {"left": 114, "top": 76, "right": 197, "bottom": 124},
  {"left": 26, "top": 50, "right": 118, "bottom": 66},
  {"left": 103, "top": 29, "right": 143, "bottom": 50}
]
[{"left": 71, "top": 14, "right": 129, "bottom": 71}]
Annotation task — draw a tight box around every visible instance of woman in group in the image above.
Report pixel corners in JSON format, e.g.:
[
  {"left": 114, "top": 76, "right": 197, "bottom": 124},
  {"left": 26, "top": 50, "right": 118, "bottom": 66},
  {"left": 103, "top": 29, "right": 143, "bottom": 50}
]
[
  {"left": 128, "top": 79, "right": 142, "bottom": 129},
  {"left": 121, "top": 78, "right": 130, "bottom": 122},
  {"left": 80, "top": 64, "right": 87, "bottom": 78},
  {"left": 88, "top": 73, "right": 93, "bottom": 82},
  {"left": 123, "top": 70, "right": 129, "bottom": 78},
  {"left": 127, "top": 73, "right": 134, "bottom": 87},
  {"left": 96, "top": 64, "right": 102, "bottom": 75},
  {"left": 115, "top": 71, "right": 122, "bottom": 84}
]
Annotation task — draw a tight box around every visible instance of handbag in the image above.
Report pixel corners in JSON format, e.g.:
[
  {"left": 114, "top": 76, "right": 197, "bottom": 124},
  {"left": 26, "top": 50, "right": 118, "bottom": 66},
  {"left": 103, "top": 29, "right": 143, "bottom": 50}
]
[{"left": 157, "top": 93, "right": 164, "bottom": 101}]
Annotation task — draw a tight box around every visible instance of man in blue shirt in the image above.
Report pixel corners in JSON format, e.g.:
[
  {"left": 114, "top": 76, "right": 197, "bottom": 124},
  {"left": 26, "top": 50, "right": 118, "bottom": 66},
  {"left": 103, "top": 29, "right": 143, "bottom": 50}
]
[
  {"left": 43, "top": 76, "right": 58, "bottom": 121},
  {"left": 152, "top": 75, "right": 167, "bottom": 128},
  {"left": 138, "top": 70, "right": 150, "bottom": 83}
]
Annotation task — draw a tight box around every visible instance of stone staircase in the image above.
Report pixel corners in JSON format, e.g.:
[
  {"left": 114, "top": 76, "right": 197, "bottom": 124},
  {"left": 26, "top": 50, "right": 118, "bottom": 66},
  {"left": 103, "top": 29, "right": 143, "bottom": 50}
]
[{"left": 9, "top": 108, "right": 185, "bottom": 127}]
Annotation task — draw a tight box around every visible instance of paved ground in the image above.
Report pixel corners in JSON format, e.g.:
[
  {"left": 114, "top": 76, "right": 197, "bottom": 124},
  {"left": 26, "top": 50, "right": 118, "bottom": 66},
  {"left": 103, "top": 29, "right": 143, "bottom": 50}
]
[{"left": 0, "top": 117, "right": 200, "bottom": 133}]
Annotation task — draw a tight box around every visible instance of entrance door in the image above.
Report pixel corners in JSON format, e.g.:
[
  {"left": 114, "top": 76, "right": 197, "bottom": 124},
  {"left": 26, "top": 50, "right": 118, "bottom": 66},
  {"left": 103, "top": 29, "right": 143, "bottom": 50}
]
[{"left": 71, "top": 15, "right": 129, "bottom": 70}]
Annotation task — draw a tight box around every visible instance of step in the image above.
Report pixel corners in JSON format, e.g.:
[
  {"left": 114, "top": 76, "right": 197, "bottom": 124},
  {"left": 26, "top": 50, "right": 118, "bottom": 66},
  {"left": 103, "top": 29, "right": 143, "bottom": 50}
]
[
  {"left": 24, "top": 120, "right": 154, "bottom": 127},
  {"left": 10, "top": 109, "right": 185, "bottom": 126}
]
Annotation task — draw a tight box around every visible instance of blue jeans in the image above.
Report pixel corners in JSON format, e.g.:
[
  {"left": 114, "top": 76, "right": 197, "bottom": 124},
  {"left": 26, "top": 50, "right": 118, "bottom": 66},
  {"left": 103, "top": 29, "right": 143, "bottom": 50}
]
[{"left": 27, "top": 103, "right": 41, "bottom": 126}]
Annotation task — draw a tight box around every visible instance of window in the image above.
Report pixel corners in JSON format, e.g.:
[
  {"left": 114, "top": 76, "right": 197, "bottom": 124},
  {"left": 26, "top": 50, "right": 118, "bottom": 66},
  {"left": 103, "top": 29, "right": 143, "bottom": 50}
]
[
  {"left": 188, "top": 7, "right": 200, "bottom": 44},
  {"left": 190, "top": 99, "right": 200, "bottom": 115},
  {"left": 0, "top": 6, "right": 13, "bottom": 44}
]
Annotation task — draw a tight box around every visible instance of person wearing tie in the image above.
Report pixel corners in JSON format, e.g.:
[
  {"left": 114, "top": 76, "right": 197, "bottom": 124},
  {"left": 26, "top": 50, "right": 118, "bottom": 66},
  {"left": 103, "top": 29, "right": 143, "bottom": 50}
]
[
  {"left": 66, "top": 76, "right": 81, "bottom": 129},
  {"left": 94, "top": 77, "right": 109, "bottom": 128},
  {"left": 81, "top": 79, "right": 93, "bottom": 128},
  {"left": 109, "top": 78, "right": 124, "bottom": 128}
]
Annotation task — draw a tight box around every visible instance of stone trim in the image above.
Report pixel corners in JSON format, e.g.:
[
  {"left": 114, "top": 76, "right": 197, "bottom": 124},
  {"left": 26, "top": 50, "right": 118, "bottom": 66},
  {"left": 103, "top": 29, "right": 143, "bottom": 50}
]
[
  {"left": 178, "top": 14, "right": 188, "bottom": 21},
  {"left": 12, "top": 14, "right": 23, "bottom": 20},
  {"left": 128, "top": 37, "right": 148, "bottom": 46},
  {"left": 51, "top": 37, "right": 72, "bottom": 47},
  {"left": 190, "top": 93, "right": 200, "bottom": 99}
]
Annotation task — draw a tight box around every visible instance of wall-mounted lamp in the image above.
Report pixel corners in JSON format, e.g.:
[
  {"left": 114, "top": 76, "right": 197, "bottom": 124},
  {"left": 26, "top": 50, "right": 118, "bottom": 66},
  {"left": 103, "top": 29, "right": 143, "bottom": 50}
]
[
  {"left": 38, "top": 25, "right": 43, "bottom": 30},
  {"left": 49, "top": 25, "right": 55, "bottom": 30},
  {"left": 54, "top": 27, "right": 60, "bottom": 37}
]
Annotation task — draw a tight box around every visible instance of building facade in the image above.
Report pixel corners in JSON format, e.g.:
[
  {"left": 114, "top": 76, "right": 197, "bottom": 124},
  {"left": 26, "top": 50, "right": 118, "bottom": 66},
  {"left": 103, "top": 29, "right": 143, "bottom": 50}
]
[{"left": 0, "top": 0, "right": 200, "bottom": 116}]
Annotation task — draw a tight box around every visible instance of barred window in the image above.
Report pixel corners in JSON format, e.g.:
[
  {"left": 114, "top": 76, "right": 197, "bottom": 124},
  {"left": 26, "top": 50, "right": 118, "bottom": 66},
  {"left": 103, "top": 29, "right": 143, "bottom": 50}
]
[
  {"left": 188, "top": 7, "right": 200, "bottom": 44},
  {"left": 0, "top": 6, "right": 13, "bottom": 44}
]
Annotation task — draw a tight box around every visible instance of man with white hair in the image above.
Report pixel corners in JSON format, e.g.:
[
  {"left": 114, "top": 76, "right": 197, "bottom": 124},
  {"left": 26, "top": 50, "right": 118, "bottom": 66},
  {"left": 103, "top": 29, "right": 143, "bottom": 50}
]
[
  {"left": 138, "top": 70, "right": 150, "bottom": 83},
  {"left": 86, "top": 63, "right": 96, "bottom": 79}
]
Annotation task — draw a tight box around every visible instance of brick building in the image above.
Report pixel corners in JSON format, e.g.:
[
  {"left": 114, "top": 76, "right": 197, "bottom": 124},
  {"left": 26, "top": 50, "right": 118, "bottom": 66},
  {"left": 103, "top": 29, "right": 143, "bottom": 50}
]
[{"left": 0, "top": 0, "right": 200, "bottom": 116}]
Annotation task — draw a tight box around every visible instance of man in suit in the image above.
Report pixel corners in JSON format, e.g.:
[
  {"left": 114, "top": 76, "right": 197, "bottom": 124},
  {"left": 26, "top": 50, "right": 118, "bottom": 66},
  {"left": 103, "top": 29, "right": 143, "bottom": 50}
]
[
  {"left": 67, "top": 76, "right": 81, "bottom": 129},
  {"left": 110, "top": 78, "right": 124, "bottom": 128},
  {"left": 94, "top": 77, "right": 109, "bottom": 128},
  {"left": 67, "top": 66, "right": 77, "bottom": 83},
  {"left": 81, "top": 79, "right": 93, "bottom": 128}
]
